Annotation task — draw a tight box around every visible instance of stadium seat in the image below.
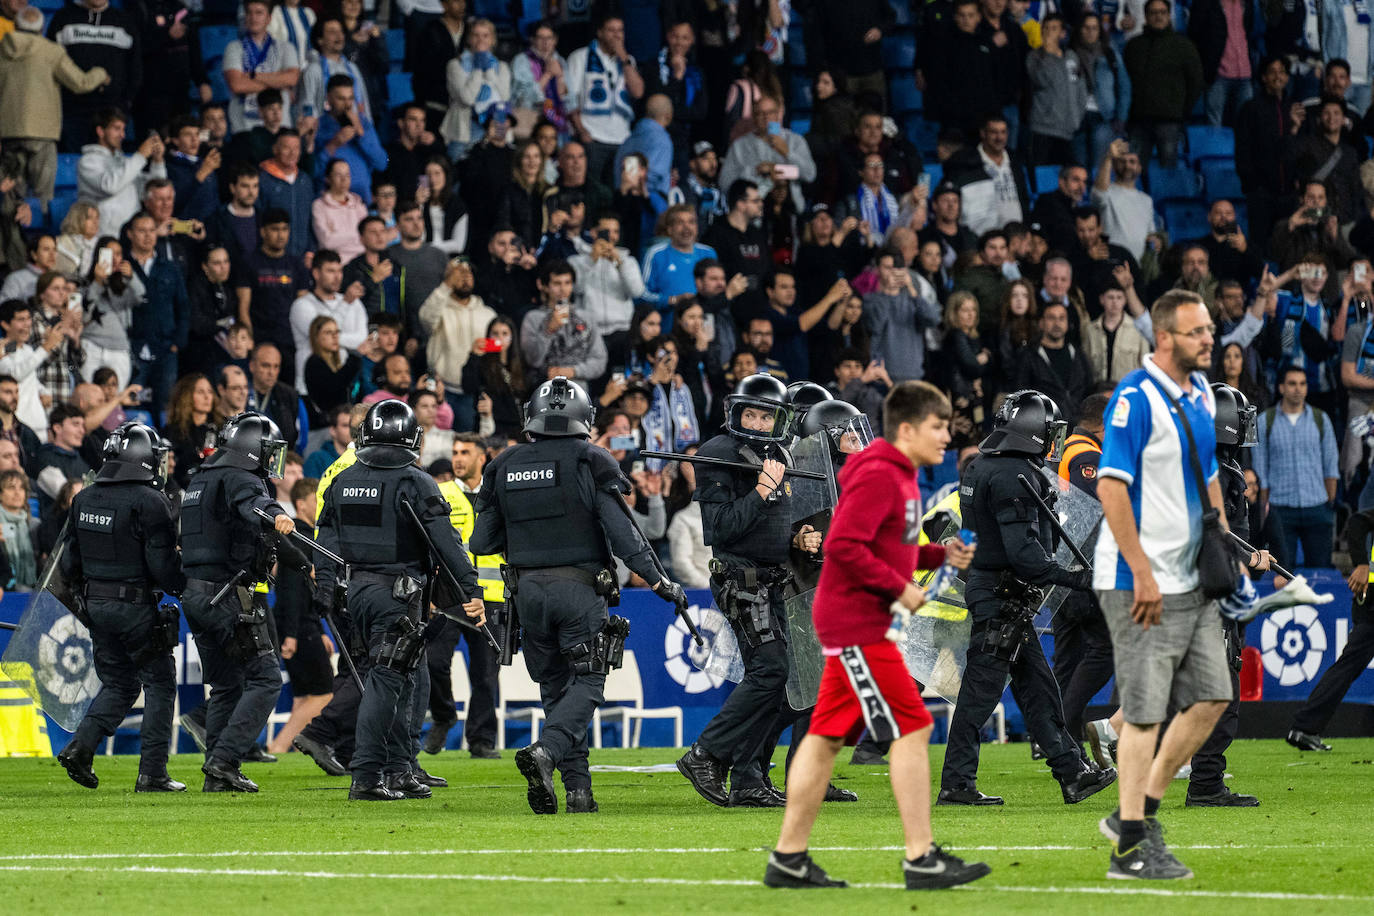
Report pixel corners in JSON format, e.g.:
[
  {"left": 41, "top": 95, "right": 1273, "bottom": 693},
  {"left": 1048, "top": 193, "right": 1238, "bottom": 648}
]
[
  {"left": 889, "top": 77, "right": 922, "bottom": 114},
  {"left": 385, "top": 28, "right": 405, "bottom": 66},
  {"left": 206, "top": 68, "right": 231, "bottom": 105},
  {"left": 1033, "top": 165, "right": 1060, "bottom": 194},
  {"left": 497, "top": 654, "right": 545, "bottom": 748},
  {"left": 1186, "top": 125, "right": 1234, "bottom": 163},
  {"left": 890, "top": 0, "right": 915, "bottom": 27},
  {"left": 50, "top": 189, "right": 78, "bottom": 228},
  {"left": 387, "top": 72, "right": 415, "bottom": 107},
  {"left": 1161, "top": 200, "right": 1210, "bottom": 241},
  {"left": 905, "top": 118, "right": 939, "bottom": 154},
  {"left": 787, "top": 27, "right": 806, "bottom": 67},
  {"left": 1148, "top": 161, "right": 1201, "bottom": 201},
  {"left": 593, "top": 651, "right": 683, "bottom": 748},
  {"left": 55, "top": 153, "right": 79, "bottom": 191},
  {"left": 788, "top": 115, "right": 811, "bottom": 136},
  {"left": 31, "top": 0, "right": 63, "bottom": 10},
  {"left": 1200, "top": 159, "right": 1243, "bottom": 202},
  {"left": 882, "top": 34, "right": 915, "bottom": 69},
  {"left": 789, "top": 73, "right": 813, "bottom": 112},
  {"left": 924, "top": 163, "right": 943, "bottom": 187},
  {"left": 199, "top": 25, "right": 238, "bottom": 64}
]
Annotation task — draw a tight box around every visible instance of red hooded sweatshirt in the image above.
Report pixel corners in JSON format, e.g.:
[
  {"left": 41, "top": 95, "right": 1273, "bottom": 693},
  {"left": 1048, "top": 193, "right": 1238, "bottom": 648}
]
[{"left": 813, "top": 437, "right": 947, "bottom": 649}]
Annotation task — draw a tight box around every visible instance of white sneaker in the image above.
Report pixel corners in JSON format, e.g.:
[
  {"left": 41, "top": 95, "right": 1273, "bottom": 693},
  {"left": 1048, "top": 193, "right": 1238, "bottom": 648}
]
[
  {"left": 1174, "top": 764, "right": 1192, "bottom": 780},
  {"left": 1087, "top": 720, "right": 1116, "bottom": 768},
  {"left": 1243, "top": 576, "right": 1334, "bottom": 622}
]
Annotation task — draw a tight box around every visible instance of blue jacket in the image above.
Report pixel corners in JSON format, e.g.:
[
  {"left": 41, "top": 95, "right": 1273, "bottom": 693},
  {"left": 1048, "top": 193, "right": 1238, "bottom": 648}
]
[
  {"left": 258, "top": 168, "right": 317, "bottom": 261},
  {"left": 166, "top": 153, "right": 219, "bottom": 222},
  {"left": 130, "top": 256, "right": 189, "bottom": 353},
  {"left": 314, "top": 113, "right": 388, "bottom": 204},
  {"left": 1089, "top": 50, "right": 1132, "bottom": 123},
  {"left": 613, "top": 118, "right": 673, "bottom": 214},
  {"left": 1321, "top": 0, "right": 1374, "bottom": 87}
]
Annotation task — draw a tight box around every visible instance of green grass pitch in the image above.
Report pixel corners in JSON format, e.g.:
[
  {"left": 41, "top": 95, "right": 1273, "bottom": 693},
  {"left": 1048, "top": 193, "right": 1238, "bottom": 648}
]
[{"left": 1, "top": 739, "right": 1371, "bottom": 914}]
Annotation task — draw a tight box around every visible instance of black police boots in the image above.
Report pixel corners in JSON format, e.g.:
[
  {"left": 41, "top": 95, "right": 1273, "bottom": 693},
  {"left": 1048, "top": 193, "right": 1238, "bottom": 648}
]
[
  {"left": 515, "top": 742, "right": 558, "bottom": 814},
  {"left": 57, "top": 741, "right": 98, "bottom": 789},
  {"left": 292, "top": 734, "right": 347, "bottom": 776},
  {"left": 202, "top": 758, "right": 259, "bottom": 792},
  {"left": 385, "top": 771, "right": 433, "bottom": 799},
  {"left": 566, "top": 788, "right": 599, "bottom": 813},
  {"left": 349, "top": 780, "right": 404, "bottom": 801},
  {"left": 413, "top": 766, "right": 448, "bottom": 788},
  {"left": 676, "top": 743, "right": 728, "bottom": 807},
  {"left": 824, "top": 783, "right": 859, "bottom": 802},
  {"left": 1061, "top": 765, "right": 1117, "bottom": 805},
  {"left": 936, "top": 786, "right": 1004, "bottom": 806},
  {"left": 727, "top": 786, "right": 786, "bottom": 808},
  {"left": 423, "top": 720, "right": 454, "bottom": 755},
  {"left": 136, "top": 773, "right": 187, "bottom": 792}
]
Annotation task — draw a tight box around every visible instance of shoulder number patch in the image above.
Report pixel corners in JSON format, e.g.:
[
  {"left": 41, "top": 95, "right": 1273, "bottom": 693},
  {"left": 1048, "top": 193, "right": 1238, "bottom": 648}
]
[{"left": 1110, "top": 397, "right": 1130, "bottom": 428}]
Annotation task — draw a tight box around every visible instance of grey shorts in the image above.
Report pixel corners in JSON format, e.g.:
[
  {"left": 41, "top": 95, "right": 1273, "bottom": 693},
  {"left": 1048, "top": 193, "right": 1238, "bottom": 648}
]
[{"left": 1096, "top": 588, "right": 1234, "bottom": 725}]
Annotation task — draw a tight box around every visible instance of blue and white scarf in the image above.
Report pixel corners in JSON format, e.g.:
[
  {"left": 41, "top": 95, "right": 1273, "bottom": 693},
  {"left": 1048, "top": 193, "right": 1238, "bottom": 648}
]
[
  {"left": 583, "top": 40, "right": 635, "bottom": 124},
  {"left": 857, "top": 183, "right": 899, "bottom": 241},
  {"left": 642, "top": 380, "right": 699, "bottom": 470}
]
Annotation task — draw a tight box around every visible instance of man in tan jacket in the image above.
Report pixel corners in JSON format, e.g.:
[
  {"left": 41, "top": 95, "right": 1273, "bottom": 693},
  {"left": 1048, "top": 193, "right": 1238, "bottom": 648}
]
[
  {"left": 0, "top": 6, "right": 107, "bottom": 214},
  {"left": 420, "top": 256, "right": 495, "bottom": 431}
]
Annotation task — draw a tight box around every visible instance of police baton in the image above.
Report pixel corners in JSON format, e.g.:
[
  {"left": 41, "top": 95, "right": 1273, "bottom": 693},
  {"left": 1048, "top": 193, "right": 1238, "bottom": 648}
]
[
  {"left": 1016, "top": 475, "right": 1093, "bottom": 571},
  {"left": 1225, "top": 530, "right": 1296, "bottom": 581},
  {"left": 640, "top": 450, "right": 828, "bottom": 481},
  {"left": 611, "top": 492, "right": 704, "bottom": 647},
  {"left": 252, "top": 508, "right": 366, "bottom": 694},
  {"left": 0, "top": 621, "right": 16, "bottom": 631},
  {"left": 397, "top": 498, "right": 502, "bottom": 653}
]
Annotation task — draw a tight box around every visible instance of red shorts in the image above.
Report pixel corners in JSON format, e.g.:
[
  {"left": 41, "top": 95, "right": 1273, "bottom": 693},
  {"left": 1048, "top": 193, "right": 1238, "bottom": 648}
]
[{"left": 810, "top": 641, "right": 932, "bottom": 743}]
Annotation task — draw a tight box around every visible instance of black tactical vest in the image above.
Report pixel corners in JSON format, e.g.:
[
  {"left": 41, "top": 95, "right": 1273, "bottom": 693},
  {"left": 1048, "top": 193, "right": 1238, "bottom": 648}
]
[
  {"left": 179, "top": 466, "right": 260, "bottom": 571},
  {"left": 330, "top": 463, "right": 426, "bottom": 568},
  {"left": 962, "top": 454, "right": 1054, "bottom": 571},
  {"left": 72, "top": 483, "right": 147, "bottom": 581},
  {"left": 493, "top": 438, "right": 611, "bottom": 568}
]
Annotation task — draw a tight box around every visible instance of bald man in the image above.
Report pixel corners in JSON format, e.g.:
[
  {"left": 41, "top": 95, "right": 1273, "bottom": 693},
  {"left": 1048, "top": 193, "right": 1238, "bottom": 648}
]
[{"left": 614, "top": 93, "right": 675, "bottom": 206}]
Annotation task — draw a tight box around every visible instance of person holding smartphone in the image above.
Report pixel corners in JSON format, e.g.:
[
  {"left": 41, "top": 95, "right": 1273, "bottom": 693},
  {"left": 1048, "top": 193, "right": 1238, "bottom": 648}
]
[
  {"left": 717, "top": 94, "right": 816, "bottom": 214},
  {"left": 519, "top": 260, "right": 607, "bottom": 389}
]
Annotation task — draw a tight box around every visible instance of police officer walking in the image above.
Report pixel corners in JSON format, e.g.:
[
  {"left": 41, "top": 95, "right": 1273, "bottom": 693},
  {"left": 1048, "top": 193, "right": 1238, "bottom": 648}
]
[
  {"left": 57, "top": 424, "right": 187, "bottom": 791},
  {"left": 940, "top": 391, "right": 1116, "bottom": 806},
  {"left": 677, "top": 374, "right": 823, "bottom": 808},
  {"left": 471, "top": 377, "right": 685, "bottom": 815},
  {"left": 316, "top": 399, "right": 486, "bottom": 801},
  {"left": 180, "top": 412, "right": 296, "bottom": 792}
]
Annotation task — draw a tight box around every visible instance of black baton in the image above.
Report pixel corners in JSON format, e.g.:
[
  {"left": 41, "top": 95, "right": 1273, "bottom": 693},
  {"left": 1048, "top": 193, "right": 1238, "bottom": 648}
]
[
  {"left": 1225, "top": 530, "right": 1295, "bottom": 581},
  {"left": 640, "top": 450, "right": 828, "bottom": 481},
  {"left": 1017, "top": 475, "right": 1093, "bottom": 570},
  {"left": 398, "top": 498, "right": 501, "bottom": 653},
  {"left": 612, "top": 491, "right": 704, "bottom": 647}
]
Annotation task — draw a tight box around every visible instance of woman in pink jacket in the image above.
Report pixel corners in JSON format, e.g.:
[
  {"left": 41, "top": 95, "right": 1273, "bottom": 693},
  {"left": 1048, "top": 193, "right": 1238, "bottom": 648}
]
[{"left": 311, "top": 159, "right": 368, "bottom": 262}]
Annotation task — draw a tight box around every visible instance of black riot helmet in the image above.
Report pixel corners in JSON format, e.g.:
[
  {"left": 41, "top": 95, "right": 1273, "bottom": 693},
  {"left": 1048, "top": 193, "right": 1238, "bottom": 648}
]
[
  {"left": 1211, "top": 382, "right": 1258, "bottom": 450},
  {"left": 979, "top": 390, "right": 1068, "bottom": 459},
  {"left": 725, "top": 373, "right": 791, "bottom": 444},
  {"left": 357, "top": 398, "right": 423, "bottom": 468},
  {"left": 96, "top": 422, "right": 169, "bottom": 487},
  {"left": 784, "top": 380, "right": 831, "bottom": 437},
  {"left": 523, "top": 376, "right": 595, "bottom": 438},
  {"left": 204, "top": 411, "right": 288, "bottom": 478},
  {"left": 799, "top": 399, "right": 874, "bottom": 456}
]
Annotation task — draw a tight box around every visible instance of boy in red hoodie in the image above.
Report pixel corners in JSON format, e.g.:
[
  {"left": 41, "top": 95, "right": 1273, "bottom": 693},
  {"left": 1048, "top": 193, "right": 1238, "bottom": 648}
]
[{"left": 764, "top": 381, "right": 991, "bottom": 891}]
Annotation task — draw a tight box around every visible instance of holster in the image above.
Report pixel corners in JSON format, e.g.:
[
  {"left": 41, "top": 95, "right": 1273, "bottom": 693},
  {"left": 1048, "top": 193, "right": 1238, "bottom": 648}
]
[
  {"left": 69, "top": 587, "right": 92, "bottom": 628},
  {"left": 132, "top": 602, "right": 180, "bottom": 667},
  {"left": 1224, "top": 619, "right": 1244, "bottom": 674},
  {"left": 982, "top": 572, "right": 1042, "bottom": 664},
  {"left": 372, "top": 615, "right": 426, "bottom": 672},
  {"left": 594, "top": 567, "right": 621, "bottom": 607},
  {"left": 712, "top": 562, "right": 782, "bottom": 649},
  {"left": 566, "top": 616, "right": 632, "bottom": 675},
  {"left": 494, "top": 602, "right": 520, "bottom": 667},
  {"left": 228, "top": 587, "right": 274, "bottom": 661}
]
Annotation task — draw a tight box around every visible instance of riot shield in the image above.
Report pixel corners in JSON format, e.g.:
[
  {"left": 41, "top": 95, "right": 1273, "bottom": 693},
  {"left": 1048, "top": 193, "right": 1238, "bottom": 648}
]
[
  {"left": 698, "top": 604, "right": 744, "bottom": 683},
  {"left": 779, "top": 432, "right": 840, "bottom": 709},
  {"left": 784, "top": 585, "right": 825, "bottom": 710},
  {"left": 787, "top": 432, "right": 839, "bottom": 526},
  {"left": 897, "top": 509, "right": 975, "bottom": 700},
  {"left": 1038, "top": 466, "right": 1103, "bottom": 615}
]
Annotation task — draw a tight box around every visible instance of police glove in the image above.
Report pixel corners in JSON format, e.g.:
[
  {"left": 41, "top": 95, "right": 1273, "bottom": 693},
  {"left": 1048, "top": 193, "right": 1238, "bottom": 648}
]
[
  {"left": 1052, "top": 566, "right": 1093, "bottom": 591},
  {"left": 312, "top": 587, "right": 334, "bottom": 619},
  {"left": 653, "top": 579, "right": 687, "bottom": 608}
]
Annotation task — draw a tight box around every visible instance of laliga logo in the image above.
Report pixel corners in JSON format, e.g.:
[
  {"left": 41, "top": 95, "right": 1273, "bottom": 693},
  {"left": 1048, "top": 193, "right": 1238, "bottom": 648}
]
[
  {"left": 1260, "top": 605, "right": 1326, "bottom": 686},
  {"left": 37, "top": 614, "right": 101, "bottom": 705},
  {"left": 663, "top": 604, "right": 725, "bottom": 694}
]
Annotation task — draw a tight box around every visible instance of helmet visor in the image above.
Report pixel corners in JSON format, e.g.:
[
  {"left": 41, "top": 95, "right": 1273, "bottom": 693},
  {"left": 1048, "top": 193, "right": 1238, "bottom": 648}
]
[
  {"left": 829, "top": 414, "right": 875, "bottom": 455},
  {"left": 726, "top": 398, "right": 791, "bottom": 443},
  {"left": 262, "top": 439, "right": 288, "bottom": 479},
  {"left": 154, "top": 446, "right": 171, "bottom": 488},
  {"left": 1238, "top": 404, "right": 1258, "bottom": 447},
  {"left": 1044, "top": 420, "right": 1069, "bottom": 462}
]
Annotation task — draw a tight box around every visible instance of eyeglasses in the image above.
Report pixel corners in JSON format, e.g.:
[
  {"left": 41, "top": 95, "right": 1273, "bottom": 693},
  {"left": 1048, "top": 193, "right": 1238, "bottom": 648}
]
[{"left": 1171, "top": 324, "right": 1216, "bottom": 340}]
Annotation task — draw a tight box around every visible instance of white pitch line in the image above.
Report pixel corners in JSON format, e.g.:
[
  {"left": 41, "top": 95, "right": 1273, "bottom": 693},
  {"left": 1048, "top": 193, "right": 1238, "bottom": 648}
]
[
  {"left": 0, "top": 865, "right": 1370, "bottom": 903},
  {"left": 0, "top": 842, "right": 1347, "bottom": 862}
]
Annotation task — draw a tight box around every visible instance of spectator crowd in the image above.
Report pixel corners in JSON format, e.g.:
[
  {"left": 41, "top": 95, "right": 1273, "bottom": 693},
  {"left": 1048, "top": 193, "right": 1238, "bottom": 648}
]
[{"left": 0, "top": 0, "right": 1370, "bottom": 587}]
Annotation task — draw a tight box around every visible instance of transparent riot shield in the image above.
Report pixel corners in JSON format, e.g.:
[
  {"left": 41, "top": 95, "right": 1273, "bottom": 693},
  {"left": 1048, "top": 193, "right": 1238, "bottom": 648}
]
[
  {"left": 784, "top": 585, "right": 825, "bottom": 710},
  {"left": 1038, "top": 466, "right": 1103, "bottom": 615},
  {"left": 899, "top": 510, "right": 973, "bottom": 701},
  {"left": 782, "top": 432, "right": 841, "bottom": 709},
  {"left": 0, "top": 534, "right": 101, "bottom": 732},
  {"left": 699, "top": 604, "right": 745, "bottom": 683},
  {"left": 787, "top": 432, "right": 838, "bottom": 526}
]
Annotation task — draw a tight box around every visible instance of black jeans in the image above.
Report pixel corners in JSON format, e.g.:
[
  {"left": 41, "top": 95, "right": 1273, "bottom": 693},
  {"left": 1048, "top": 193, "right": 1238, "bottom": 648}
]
[
  {"left": 350, "top": 582, "right": 421, "bottom": 782},
  {"left": 1051, "top": 590, "right": 1116, "bottom": 741},
  {"left": 73, "top": 599, "right": 176, "bottom": 775},
  {"left": 183, "top": 580, "right": 281, "bottom": 767},
  {"left": 516, "top": 570, "right": 609, "bottom": 792},
  {"left": 1293, "top": 600, "right": 1374, "bottom": 734}
]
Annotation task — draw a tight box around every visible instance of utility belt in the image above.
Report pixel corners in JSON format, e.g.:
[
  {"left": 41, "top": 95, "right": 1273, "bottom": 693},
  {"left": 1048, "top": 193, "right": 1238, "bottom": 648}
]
[
  {"left": 497, "top": 565, "right": 620, "bottom": 666},
  {"left": 981, "top": 571, "right": 1046, "bottom": 664},
  {"left": 709, "top": 558, "right": 790, "bottom": 648},
  {"left": 190, "top": 576, "right": 274, "bottom": 662},
  {"left": 371, "top": 615, "right": 427, "bottom": 673},
  {"left": 566, "top": 616, "right": 631, "bottom": 676},
  {"left": 352, "top": 569, "right": 427, "bottom": 602},
  {"left": 84, "top": 580, "right": 152, "bottom": 604}
]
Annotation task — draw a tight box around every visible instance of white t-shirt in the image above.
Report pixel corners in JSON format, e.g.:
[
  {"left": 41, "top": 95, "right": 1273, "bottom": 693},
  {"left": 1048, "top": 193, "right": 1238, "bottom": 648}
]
[
  {"left": 1344, "top": 2, "right": 1371, "bottom": 84},
  {"left": 222, "top": 36, "right": 301, "bottom": 134},
  {"left": 1091, "top": 184, "right": 1155, "bottom": 261}
]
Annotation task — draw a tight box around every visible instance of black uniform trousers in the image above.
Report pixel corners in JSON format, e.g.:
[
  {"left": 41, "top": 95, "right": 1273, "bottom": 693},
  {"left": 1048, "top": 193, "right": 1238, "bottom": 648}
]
[
  {"left": 182, "top": 580, "right": 281, "bottom": 767},
  {"left": 300, "top": 656, "right": 368, "bottom": 765},
  {"left": 425, "top": 606, "right": 501, "bottom": 748},
  {"left": 408, "top": 661, "right": 430, "bottom": 770},
  {"left": 696, "top": 581, "right": 790, "bottom": 790},
  {"left": 942, "top": 587, "right": 1084, "bottom": 791},
  {"left": 516, "top": 570, "right": 608, "bottom": 791},
  {"left": 1051, "top": 590, "right": 1116, "bottom": 740},
  {"left": 351, "top": 581, "right": 423, "bottom": 782},
  {"left": 73, "top": 599, "right": 176, "bottom": 774},
  {"left": 1189, "top": 622, "right": 1242, "bottom": 795},
  {"left": 1293, "top": 599, "right": 1374, "bottom": 734}
]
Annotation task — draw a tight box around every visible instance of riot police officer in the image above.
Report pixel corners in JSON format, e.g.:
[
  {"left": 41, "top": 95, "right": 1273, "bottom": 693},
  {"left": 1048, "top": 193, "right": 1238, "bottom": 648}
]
[
  {"left": 783, "top": 380, "right": 831, "bottom": 444},
  {"left": 56, "top": 423, "right": 187, "bottom": 791},
  {"left": 316, "top": 398, "right": 485, "bottom": 801},
  {"left": 940, "top": 391, "right": 1116, "bottom": 806},
  {"left": 180, "top": 411, "right": 296, "bottom": 792},
  {"left": 677, "top": 374, "right": 822, "bottom": 808},
  {"left": 471, "top": 376, "right": 683, "bottom": 815},
  {"left": 1186, "top": 384, "right": 1264, "bottom": 806}
]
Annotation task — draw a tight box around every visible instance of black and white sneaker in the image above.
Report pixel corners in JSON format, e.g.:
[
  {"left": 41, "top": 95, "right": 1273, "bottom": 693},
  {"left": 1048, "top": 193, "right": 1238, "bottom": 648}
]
[
  {"left": 1107, "top": 835, "right": 1194, "bottom": 880},
  {"left": 903, "top": 845, "right": 991, "bottom": 889},
  {"left": 763, "top": 851, "right": 847, "bottom": 888}
]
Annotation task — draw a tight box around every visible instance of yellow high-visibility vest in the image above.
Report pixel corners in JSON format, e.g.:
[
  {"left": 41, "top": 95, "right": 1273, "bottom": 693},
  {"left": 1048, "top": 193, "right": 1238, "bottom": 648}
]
[
  {"left": 313, "top": 446, "right": 359, "bottom": 538},
  {"left": 438, "top": 480, "right": 506, "bottom": 603},
  {"left": 914, "top": 490, "right": 967, "bottom": 621}
]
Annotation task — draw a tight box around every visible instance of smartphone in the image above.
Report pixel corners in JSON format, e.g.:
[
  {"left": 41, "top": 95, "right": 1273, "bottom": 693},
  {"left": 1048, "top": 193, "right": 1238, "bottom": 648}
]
[
  {"left": 766, "top": 121, "right": 783, "bottom": 137},
  {"left": 171, "top": 218, "right": 195, "bottom": 235},
  {"left": 611, "top": 370, "right": 625, "bottom": 384},
  {"left": 67, "top": 291, "right": 83, "bottom": 311},
  {"left": 478, "top": 337, "right": 502, "bottom": 353},
  {"left": 1298, "top": 264, "right": 1315, "bottom": 280},
  {"left": 632, "top": 460, "right": 646, "bottom": 475},
  {"left": 418, "top": 174, "right": 429, "bottom": 191},
  {"left": 609, "top": 435, "right": 637, "bottom": 450},
  {"left": 917, "top": 171, "right": 932, "bottom": 193},
  {"left": 595, "top": 228, "right": 611, "bottom": 242},
  {"left": 1357, "top": 264, "right": 1368, "bottom": 284},
  {"left": 198, "top": 128, "right": 210, "bottom": 144},
  {"left": 97, "top": 247, "right": 113, "bottom": 272},
  {"left": 424, "top": 377, "right": 437, "bottom": 392},
  {"left": 622, "top": 157, "right": 641, "bottom": 182},
  {"left": 773, "top": 163, "right": 800, "bottom": 181}
]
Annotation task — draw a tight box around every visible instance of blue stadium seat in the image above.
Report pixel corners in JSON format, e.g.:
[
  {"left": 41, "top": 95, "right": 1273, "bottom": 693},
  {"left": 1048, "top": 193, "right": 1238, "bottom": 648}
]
[
  {"left": 1200, "top": 159, "right": 1243, "bottom": 202},
  {"left": 206, "top": 68, "right": 230, "bottom": 105},
  {"left": 387, "top": 72, "right": 414, "bottom": 107},
  {"left": 890, "top": 0, "right": 915, "bottom": 27},
  {"left": 200, "top": 25, "right": 238, "bottom": 64},
  {"left": 924, "top": 163, "right": 943, "bottom": 186},
  {"left": 905, "top": 118, "right": 939, "bottom": 154},
  {"left": 787, "top": 32, "right": 807, "bottom": 68},
  {"left": 50, "top": 189, "right": 78, "bottom": 229},
  {"left": 1033, "top": 165, "right": 1060, "bottom": 194},
  {"left": 882, "top": 34, "right": 915, "bottom": 69},
  {"left": 55, "top": 154, "right": 80, "bottom": 191},
  {"left": 1187, "top": 125, "right": 1234, "bottom": 163},
  {"left": 788, "top": 116, "right": 811, "bottom": 136},
  {"left": 515, "top": 0, "right": 543, "bottom": 35},
  {"left": 386, "top": 28, "right": 405, "bottom": 64},
  {"left": 31, "top": 0, "right": 63, "bottom": 10},
  {"left": 1148, "top": 162, "right": 1201, "bottom": 201},
  {"left": 1161, "top": 200, "right": 1210, "bottom": 241},
  {"left": 790, "top": 74, "right": 813, "bottom": 112},
  {"left": 889, "top": 77, "right": 921, "bottom": 114}
]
